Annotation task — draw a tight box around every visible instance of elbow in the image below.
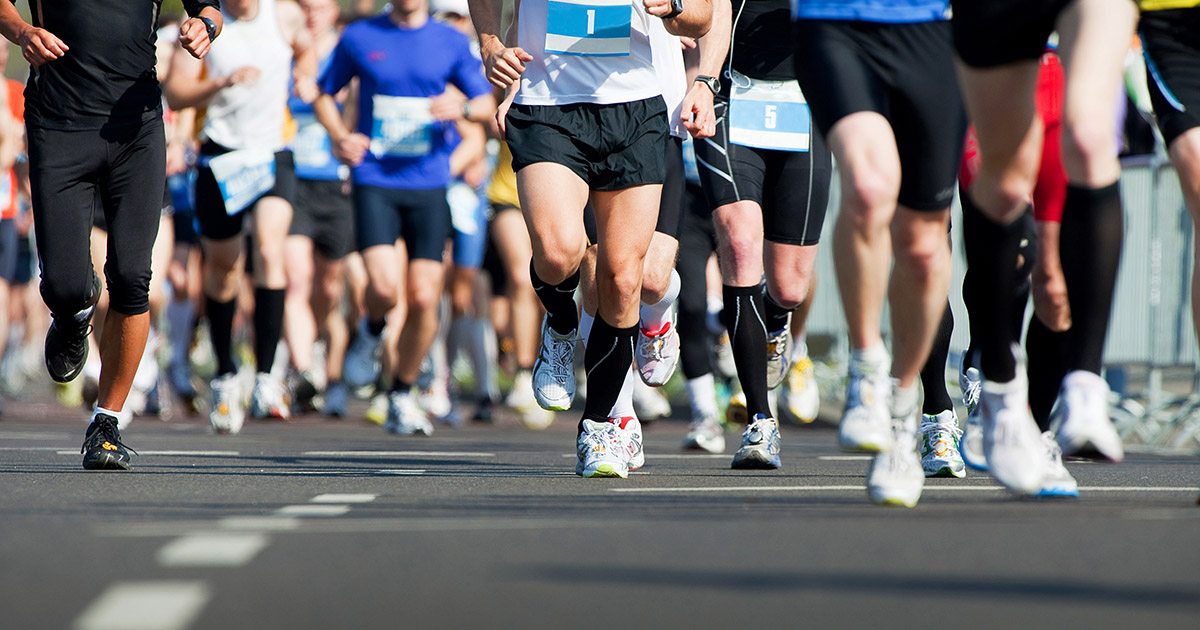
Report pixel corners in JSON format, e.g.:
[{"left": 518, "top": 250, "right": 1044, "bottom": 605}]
[{"left": 665, "top": 15, "right": 712, "bottom": 38}]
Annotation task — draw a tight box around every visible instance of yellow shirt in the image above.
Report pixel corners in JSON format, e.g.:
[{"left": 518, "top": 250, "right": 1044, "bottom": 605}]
[
  {"left": 1139, "top": 0, "right": 1200, "bottom": 10},
  {"left": 487, "top": 141, "right": 520, "bottom": 209}
]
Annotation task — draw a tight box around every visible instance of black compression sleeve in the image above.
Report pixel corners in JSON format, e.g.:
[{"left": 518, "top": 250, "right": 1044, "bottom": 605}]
[{"left": 183, "top": 0, "right": 221, "bottom": 17}]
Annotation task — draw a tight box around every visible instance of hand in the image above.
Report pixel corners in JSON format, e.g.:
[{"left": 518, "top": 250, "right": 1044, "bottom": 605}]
[
  {"left": 463, "top": 159, "right": 489, "bottom": 189},
  {"left": 678, "top": 37, "right": 697, "bottom": 50},
  {"left": 165, "top": 142, "right": 188, "bottom": 177},
  {"left": 643, "top": 0, "right": 676, "bottom": 19},
  {"left": 222, "top": 66, "right": 261, "bottom": 89},
  {"left": 429, "top": 90, "right": 468, "bottom": 122},
  {"left": 333, "top": 132, "right": 370, "bottom": 167},
  {"left": 293, "top": 75, "right": 320, "bottom": 104},
  {"left": 1032, "top": 260, "right": 1072, "bottom": 332},
  {"left": 179, "top": 18, "right": 213, "bottom": 59},
  {"left": 481, "top": 37, "right": 532, "bottom": 90},
  {"left": 495, "top": 87, "right": 516, "bottom": 136},
  {"left": 681, "top": 83, "right": 715, "bottom": 138},
  {"left": 19, "top": 26, "right": 68, "bottom": 67}
]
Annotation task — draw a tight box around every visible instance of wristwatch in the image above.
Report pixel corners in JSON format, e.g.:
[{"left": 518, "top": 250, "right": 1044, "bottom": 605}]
[
  {"left": 694, "top": 75, "right": 720, "bottom": 95},
  {"left": 462, "top": 101, "right": 473, "bottom": 121},
  {"left": 199, "top": 16, "right": 218, "bottom": 43},
  {"left": 665, "top": 0, "right": 684, "bottom": 19}
]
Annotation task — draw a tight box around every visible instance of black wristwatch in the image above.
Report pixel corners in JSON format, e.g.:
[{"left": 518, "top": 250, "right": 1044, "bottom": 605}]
[
  {"left": 665, "top": 0, "right": 684, "bottom": 19},
  {"left": 198, "top": 16, "right": 218, "bottom": 43},
  {"left": 694, "top": 75, "right": 720, "bottom": 95}
]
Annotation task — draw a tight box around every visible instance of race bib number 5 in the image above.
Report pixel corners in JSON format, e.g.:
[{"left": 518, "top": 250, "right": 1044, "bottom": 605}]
[
  {"left": 371, "top": 95, "right": 435, "bottom": 158},
  {"left": 728, "top": 70, "right": 812, "bottom": 152},
  {"left": 207, "top": 149, "right": 276, "bottom": 216},
  {"left": 545, "top": 0, "right": 632, "bottom": 57}
]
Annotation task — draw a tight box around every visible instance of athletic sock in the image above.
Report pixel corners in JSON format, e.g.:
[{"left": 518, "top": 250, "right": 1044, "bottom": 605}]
[
  {"left": 720, "top": 284, "right": 770, "bottom": 420},
  {"left": 919, "top": 304, "right": 955, "bottom": 416},
  {"left": 962, "top": 193, "right": 1027, "bottom": 383},
  {"left": 764, "top": 290, "right": 791, "bottom": 336},
  {"left": 686, "top": 373, "right": 719, "bottom": 419},
  {"left": 580, "top": 316, "right": 637, "bottom": 429},
  {"left": 253, "top": 287, "right": 287, "bottom": 374},
  {"left": 791, "top": 333, "right": 809, "bottom": 361},
  {"left": 850, "top": 344, "right": 889, "bottom": 375},
  {"left": 530, "top": 262, "right": 579, "bottom": 335},
  {"left": 1059, "top": 182, "right": 1122, "bottom": 374},
  {"left": 607, "top": 366, "right": 637, "bottom": 418},
  {"left": 639, "top": 269, "right": 680, "bottom": 333},
  {"left": 1026, "top": 316, "right": 1070, "bottom": 431},
  {"left": 891, "top": 381, "right": 918, "bottom": 420},
  {"left": 205, "top": 296, "right": 238, "bottom": 376},
  {"left": 166, "top": 298, "right": 195, "bottom": 369}
]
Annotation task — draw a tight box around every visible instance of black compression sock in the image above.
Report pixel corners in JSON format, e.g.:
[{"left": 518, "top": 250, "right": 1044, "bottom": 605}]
[
  {"left": 1026, "top": 316, "right": 1070, "bottom": 431},
  {"left": 253, "top": 287, "right": 287, "bottom": 373},
  {"left": 1059, "top": 182, "right": 1122, "bottom": 374},
  {"left": 920, "top": 303, "right": 955, "bottom": 416},
  {"left": 721, "top": 284, "right": 770, "bottom": 420},
  {"left": 530, "top": 261, "right": 580, "bottom": 336},
  {"left": 962, "top": 194, "right": 1028, "bottom": 382},
  {"left": 580, "top": 316, "right": 636, "bottom": 427},
  {"left": 367, "top": 318, "right": 386, "bottom": 336},
  {"left": 763, "top": 289, "right": 791, "bottom": 336},
  {"left": 390, "top": 378, "right": 413, "bottom": 395},
  {"left": 205, "top": 296, "right": 238, "bottom": 376}
]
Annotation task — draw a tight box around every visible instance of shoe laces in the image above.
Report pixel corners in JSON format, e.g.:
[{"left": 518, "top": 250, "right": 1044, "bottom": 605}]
[
  {"left": 82, "top": 415, "right": 138, "bottom": 455},
  {"left": 920, "top": 418, "right": 963, "bottom": 444},
  {"left": 640, "top": 332, "right": 666, "bottom": 362},
  {"left": 1040, "top": 431, "right": 1065, "bottom": 468},
  {"left": 545, "top": 334, "right": 574, "bottom": 379}
]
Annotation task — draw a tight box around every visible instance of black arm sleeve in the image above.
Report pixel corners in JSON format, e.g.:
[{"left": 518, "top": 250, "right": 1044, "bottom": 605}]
[{"left": 182, "top": 0, "right": 220, "bottom": 17}]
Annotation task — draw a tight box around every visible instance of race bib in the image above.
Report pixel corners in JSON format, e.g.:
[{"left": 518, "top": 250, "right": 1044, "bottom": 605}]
[
  {"left": 371, "top": 95, "right": 434, "bottom": 158},
  {"left": 681, "top": 137, "right": 700, "bottom": 186},
  {"left": 207, "top": 149, "right": 276, "bottom": 216},
  {"left": 728, "top": 70, "right": 812, "bottom": 152},
  {"left": 545, "top": 0, "right": 632, "bottom": 57},
  {"left": 292, "top": 113, "right": 343, "bottom": 180}
]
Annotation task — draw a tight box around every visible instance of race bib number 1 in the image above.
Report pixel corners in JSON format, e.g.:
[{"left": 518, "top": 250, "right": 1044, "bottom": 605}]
[
  {"left": 207, "top": 149, "right": 276, "bottom": 216},
  {"left": 545, "top": 0, "right": 632, "bottom": 57},
  {"left": 728, "top": 70, "right": 812, "bottom": 153},
  {"left": 371, "top": 95, "right": 435, "bottom": 158}
]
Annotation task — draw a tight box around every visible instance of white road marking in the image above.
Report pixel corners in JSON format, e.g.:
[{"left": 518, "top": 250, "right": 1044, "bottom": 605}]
[
  {"left": 303, "top": 451, "right": 495, "bottom": 458},
  {"left": 218, "top": 516, "right": 302, "bottom": 531},
  {"left": 55, "top": 450, "right": 238, "bottom": 457},
  {"left": 818, "top": 455, "right": 873, "bottom": 461},
  {"left": 157, "top": 533, "right": 269, "bottom": 567},
  {"left": 375, "top": 469, "right": 426, "bottom": 475},
  {"left": 73, "top": 581, "right": 210, "bottom": 630},
  {"left": 276, "top": 504, "right": 351, "bottom": 517},
  {"left": 311, "top": 493, "right": 378, "bottom": 503},
  {"left": 0, "top": 446, "right": 73, "bottom": 451},
  {"left": 611, "top": 485, "right": 1200, "bottom": 493}
]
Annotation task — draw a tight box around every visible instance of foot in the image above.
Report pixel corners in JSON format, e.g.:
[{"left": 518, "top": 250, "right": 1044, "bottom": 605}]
[
  {"left": 780, "top": 355, "right": 819, "bottom": 424},
  {"left": 250, "top": 373, "right": 291, "bottom": 420},
  {"left": 635, "top": 319, "right": 680, "bottom": 387},
  {"left": 765, "top": 328, "right": 791, "bottom": 390},
  {"left": 1037, "top": 431, "right": 1079, "bottom": 498},
  {"left": 384, "top": 391, "right": 433, "bottom": 436},
  {"left": 839, "top": 363, "right": 892, "bottom": 452},
  {"left": 867, "top": 416, "right": 923, "bottom": 507},
  {"left": 209, "top": 372, "right": 246, "bottom": 435},
  {"left": 81, "top": 413, "right": 135, "bottom": 470},
  {"left": 960, "top": 366, "right": 981, "bottom": 415},
  {"left": 959, "top": 368, "right": 987, "bottom": 471},
  {"left": 343, "top": 319, "right": 383, "bottom": 389},
  {"left": 291, "top": 371, "right": 319, "bottom": 412},
  {"left": 725, "top": 389, "right": 748, "bottom": 427},
  {"left": 45, "top": 272, "right": 99, "bottom": 383},
  {"left": 322, "top": 380, "right": 350, "bottom": 418},
  {"left": 472, "top": 396, "right": 495, "bottom": 423},
  {"left": 532, "top": 317, "right": 576, "bottom": 411},
  {"left": 576, "top": 419, "right": 630, "bottom": 478},
  {"left": 1056, "top": 370, "right": 1123, "bottom": 462},
  {"left": 731, "top": 414, "right": 782, "bottom": 470},
  {"left": 979, "top": 366, "right": 1047, "bottom": 496},
  {"left": 919, "top": 410, "right": 966, "bottom": 478},
  {"left": 683, "top": 413, "right": 726, "bottom": 454},
  {"left": 364, "top": 392, "right": 388, "bottom": 426},
  {"left": 610, "top": 416, "right": 644, "bottom": 471},
  {"left": 632, "top": 380, "right": 672, "bottom": 422}
]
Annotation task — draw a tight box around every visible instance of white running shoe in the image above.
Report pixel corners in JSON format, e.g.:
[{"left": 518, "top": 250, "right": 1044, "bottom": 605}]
[
  {"left": 385, "top": 391, "right": 433, "bottom": 436},
  {"left": 960, "top": 366, "right": 982, "bottom": 415},
  {"left": 610, "top": 416, "right": 644, "bottom": 470},
  {"left": 839, "top": 364, "right": 892, "bottom": 452},
  {"left": 636, "top": 318, "right": 680, "bottom": 386},
  {"left": 344, "top": 319, "right": 383, "bottom": 389},
  {"left": 683, "top": 414, "right": 726, "bottom": 453},
  {"left": 576, "top": 419, "right": 629, "bottom": 478},
  {"left": 959, "top": 367, "right": 987, "bottom": 471},
  {"left": 712, "top": 331, "right": 737, "bottom": 379},
  {"left": 209, "top": 372, "right": 245, "bottom": 435},
  {"left": 730, "top": 414, "right": 782, "bottom": 469},
  {"left": 1037, "top": 431, "right": 1079, "bottom": 498},
  {"left": 1055, "top": 370, "right": 1124, "bottom": 462},
  {"left": 867, "top": 415, "right": 923, "bottom": 507},
  {"left": 765, "top": 328, "right": 791, "bottom": 390},
  {"left": 780, "top": 355, "right": 820, "bottom": 424},
  {"left": 250, "top": 372, "right": 291, "bottom": 420},
  {"left": 919, "top": 410, "right": 966, "bottom": 478},
  {"left": 632, "top": 380, "right": 672, "bottom": 421},
  {"left": 979, "top": 367, "right": 1047, "bottom": 496},
  {"left": 532, "top": 317, "right": 576, "bottom": 411}
]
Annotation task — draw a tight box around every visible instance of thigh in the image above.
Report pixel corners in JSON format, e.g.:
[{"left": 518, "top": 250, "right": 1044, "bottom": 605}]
[
  {"left": 764, "top": 135, "right": 833, "bottom": 246},
  {"left": 352, "top": 184, "right": 402, "bottom": 252},
  {"left": 517, "top": 162, "right": 589, "bottom": 259},
  {"left": 697, "top": 97, "right": 768, "bottom": 208},
  {"left": 27, "top": 127, "right": 104, "bottom": 279},
  {"left": 592, "top": 184, "right": 661, "bottom": 265},
  {"left": 793, "top": 20, "right": 889, "bottom": 139},
  {"left": 398, "top": 187, "right": 452, "bottom": 263}
]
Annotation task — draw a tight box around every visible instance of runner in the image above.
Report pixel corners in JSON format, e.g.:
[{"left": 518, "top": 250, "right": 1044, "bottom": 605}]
[
  {"left": 951, "top": 0, "right": 1136, "bottom": 496},
  {"left": 164, "top": 0, "right": 315, "bottom": 433},
  {"left": 793, "top": 0, "right": 966, "bottom": 505},
  {"left": 0, "top": 45, "right": 22, "bottom": 418},
  {"left": 0, "top": 0, "right": 222, "bottom": 467},
  {"left": 317, "top": 0, "right": 496, "bottom": 436}
]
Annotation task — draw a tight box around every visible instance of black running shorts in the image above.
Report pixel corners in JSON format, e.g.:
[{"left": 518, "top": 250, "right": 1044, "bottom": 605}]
[
  {"left": 291, "top": 179, "right": 355, "bottom": 260},
  {"left": 352, "top": 184, "right": 450, "bottom": 261},
  {"left": 1141, "top": 8, "right": 1200, "bottom": 147},
  {"left": 951, "top": 0, "right": 1071, "bottom": 68}
]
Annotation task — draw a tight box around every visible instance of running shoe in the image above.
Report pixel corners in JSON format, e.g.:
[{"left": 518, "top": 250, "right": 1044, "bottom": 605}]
[
  {"left": 731, "top": 414, "right": 782, "bottom": 470},
  {"left": 610, "top": 416, "right": 644, "bottom": 471},
  {"left": 364, "top": 392, "right": 388, "bottom": 426},
  {"left": 766, "top": 327, "right": 791, "bottom": 390},
  {"left": 919, "top": 410, "right": 966, "bottom": 478},
  {"left": 343, "top": 319, "right": 383, "bottom": 389},
  {"left": 322, "top": 380, "right": 350, "bottom": 418},
  {"left": 520, "top": 405, "right": 556, "bottom": 430},
  {"left": 471, "top": 396, "right": 496, "bottom": 423},
  {"left": 867, "top": 415, "right": 923, "bottom": 507},
  {"left": 81, "top": 413, "right": 135, "bottom": 471},
  {"left": 780, "top": 355, "right": 819, "bottom": 424},
  {"left": 725, "top": 388, "right": 748, "bottom": 427},
  {"left": 209, "top": 372, "right": 245, "bottom": 435},
  {"left": 1055, "top": 370, "right": 1124, "bottom": 462},
  {"left": 632, "top": 380, "right": 672, "bottom": 422},
  {"left": 291, "top": 371, "right": 319, "bottom": 412},
  {"left": 683, "top": 413, "right": 726, "bottom": 453},
  {"left": 979, "top": 362, "right": 1047, "bottom": 496},
  {"left": 532, "top": 316, "right": 576, "bottom": 411},
  {"left": 712, "top": 331, "right": 737, "bottom": 379},
  {"left": 1037, "top": 431, "right": 1079, "bottom": 498},
  {"left": 959, "top": 367, "right": 987, "bottom": 470},
  {"left": 418, "top": 384, "right": 453, "bottom": 421},
  {"left": 250, "top": 372, "right": 291, "bottom": 420},
  {"left": 839, "top": 363, "right": 892, "bottom": 452},
  {"left": 636, "top": 318, "right": 680, "bottom": 386},
  {"left": 45, "top": 272, "right": 99, "bottom": 383},
  {"left": 960, "top": 366, "right": 982, "bottom": 415},
  {"left": 384, "top": 390, "right": 433, "bottom": 436},
  {"left": 576, "top": 419, "right": 629, "bottom": 478}
]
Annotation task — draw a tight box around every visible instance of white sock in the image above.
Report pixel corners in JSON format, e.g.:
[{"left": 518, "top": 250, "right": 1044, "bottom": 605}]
[
  {"left": 607, "top": 366, "right": 637, "bottom": 418},
  {"left": 166, "top": 299, "right": 195, "bottom": 368},
  {"left": 639, "top": 270, "right": 680, "bottom": 333},
  {"left": 686, "top": 373, "right": 718, "bottom": 418},
  {"left": 890, "top": 381, "right": 918, "bottom": 420},
  {"left": 92, "top": 406, "right": 121, "bottom": 420},
  {"left": 850, "top": 343, "right": 889, "bottom": 374},
  {"left": 705, "top": 295, "right": 724, "bottom": 335},
  {"left": 579, "top": 309, "right": 595, "bottom": 348}
]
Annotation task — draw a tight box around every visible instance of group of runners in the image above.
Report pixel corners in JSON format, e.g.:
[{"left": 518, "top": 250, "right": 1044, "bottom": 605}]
[{"left": 0, "top": 0, "right": 1197, "bottom": 507}]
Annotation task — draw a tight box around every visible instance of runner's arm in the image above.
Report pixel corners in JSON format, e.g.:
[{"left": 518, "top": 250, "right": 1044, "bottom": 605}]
[
  {"left": 280, "top": 0, "right": 320, "bottom": 102},
  {"left": 471, "top": 0, "right": 531, "bottom": 89},
  {"left": 648, "top": 0, "right": 713, "bottom": 38},
  {"left": 162, "top": 44, "right": 238, "bottom": 110},
  {"left": 450, "top": 118, "right": 487, "bottom": 179},
  {"left": 179, "top": 1, "right": 223, "bottom": 59},
  {"left": 0, "top": 2, "right": 67, "bottom": 67},
  {"left": 680, "top": 0, "right": 728, "bottom": 137}
]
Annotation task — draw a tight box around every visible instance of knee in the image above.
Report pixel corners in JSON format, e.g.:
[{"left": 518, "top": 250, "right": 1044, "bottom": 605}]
[
  {"left": 407, "top": 280, "right": 442, "bottom": 313},
  {"left": 104, "top": 260, "right": 152, "bottom": 315},
  {"left": 894, "top": 229, "right": 947, "bottom": 282},
  {"left": 598, "top": 262, "right": 642, "bottom": 302},
  {"left": 843, "top": 171, "right": 900, "bottom": 222},
  {"left": 368, "top": 278, "right": 398, "bottom": 310},
  {"left": 767, "top": 278, "right": 809, "bottom": 311},
  {"left": 40, "top": 270, "right": 99, "bottom": 317},
  {"left": 535, "top": 242, "right": 583, "bottom": 283},
  {"left": 1062, "top": 121, "right": 1118, "bottom": 183}
]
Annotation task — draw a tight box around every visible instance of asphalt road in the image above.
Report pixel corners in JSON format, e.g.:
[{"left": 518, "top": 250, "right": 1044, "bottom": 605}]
[{"left": 2, "top": 397, "right": 1198, "bottom": 630}]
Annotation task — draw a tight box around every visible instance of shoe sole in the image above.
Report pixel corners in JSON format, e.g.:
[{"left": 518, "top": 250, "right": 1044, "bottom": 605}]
[
  {"left": 924, "top": 465, "right": 967, "bottom": 479},
  {"left": 1035, "top": 487, "right": 1080, "bottom": 498},
  {"left": 839, "top": 436, "right": 888, "bottom": 453},
  {"left": 731, "top": 449, "right": 781, "bottom": 470},
  {"left": 582, "top": 463, "right": 628, "bottom": 479},
  {"left": 869, "top": 493, "right": 920, "bottom": 508},
  {"left": 82, "top": 452, "right": 131, "bottom": 471},
  {"left": 683, "top": 439, "right": 724, "bottom": 454}
]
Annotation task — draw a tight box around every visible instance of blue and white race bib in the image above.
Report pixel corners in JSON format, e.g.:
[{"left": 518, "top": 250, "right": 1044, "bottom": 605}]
[
  {"left": 545, "top": 0, "right": 632, "bottom": 57},
  {"left": 206, "top": 149, "right": 276, "bottom": 216},
  {"left": 370, "top": 95, "right": 434, "bottom": 158},
  {"left": 728, "top": 70, "right": 812, "bottom": 152},
  {"left": 681, "top": 136, "right": 700, "bottom": 186},
  {"left": 292, "top": 113, "right": 344, "bottom": 181}
]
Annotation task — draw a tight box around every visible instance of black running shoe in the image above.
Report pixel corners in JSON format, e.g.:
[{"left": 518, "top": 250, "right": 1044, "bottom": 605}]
[
  {"left": 81, "top": 413, "right": 136, "bottom": 470},
  {"left": 471, "top": 396, "right": 495, "bottom": 423},
  {"left": 45, "top": 272, "right": 100, "bottom": 383}
]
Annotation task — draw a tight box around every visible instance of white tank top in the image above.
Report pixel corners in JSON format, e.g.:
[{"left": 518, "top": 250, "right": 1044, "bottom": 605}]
[
  {"left": 515, "top": 0, "right": 661, "bottom": 106},
  {"left": 649, "top": 19, "right": 686, "bottom": 139},
  {"left": 202, "top": 0, "right": 293, "bottom": 151}
]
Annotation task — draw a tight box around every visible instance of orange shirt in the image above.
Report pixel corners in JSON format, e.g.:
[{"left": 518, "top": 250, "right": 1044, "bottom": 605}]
[{"left": 1, "top": 79, "right": 23, "bottom": 220}]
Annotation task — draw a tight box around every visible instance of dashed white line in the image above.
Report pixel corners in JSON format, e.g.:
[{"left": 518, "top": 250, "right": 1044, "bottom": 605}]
[
  {"left": 311, "top": 493, "right": 378, "bottom": 503},
  {"left": 219, "top": 516, "right": 302, "bottom": 531},
  {"left": 73, "top": 581, "right": 210, "bottom": 630},
  {"left": 276, "top": 504, "right": 351, "bottom": 517},
  {"left": 157, "top": 533, "right": 270, "bottom": 568},
  {"left": 376, "top": 469, "right": 427, "bottom": 475},
  {"left": 303, "top": 450, "right": 495, "bottom": 458}
]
